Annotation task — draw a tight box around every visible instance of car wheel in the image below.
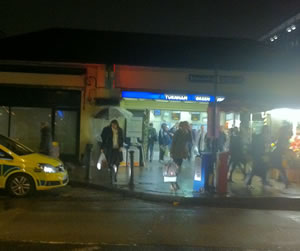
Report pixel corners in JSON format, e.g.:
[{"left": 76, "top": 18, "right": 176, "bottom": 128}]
[{"left": 7, "top": 173, "right": 35, "bottom": 197}]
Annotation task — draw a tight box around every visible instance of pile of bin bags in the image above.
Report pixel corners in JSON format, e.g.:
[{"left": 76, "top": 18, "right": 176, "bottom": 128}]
[{"left": 163, "top": 161, "right": 178, "bottom": 182}]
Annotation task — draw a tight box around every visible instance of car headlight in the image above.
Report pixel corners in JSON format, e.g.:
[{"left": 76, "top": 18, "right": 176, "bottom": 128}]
[{"left": 38, "top": 163, "right": 58, "bottom": 173}]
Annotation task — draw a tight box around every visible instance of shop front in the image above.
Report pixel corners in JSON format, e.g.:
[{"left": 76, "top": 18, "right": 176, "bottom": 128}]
[
  {"left": 119, "top": 90, "right": 226, "bottom": 161},
  {"left": 0, "top": 86, "right": 81, "bottom": 161}
]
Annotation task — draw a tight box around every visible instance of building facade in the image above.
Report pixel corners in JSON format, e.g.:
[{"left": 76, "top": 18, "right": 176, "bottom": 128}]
[{"left": 1, "top": 28, "right": 300, "bottom": 162}]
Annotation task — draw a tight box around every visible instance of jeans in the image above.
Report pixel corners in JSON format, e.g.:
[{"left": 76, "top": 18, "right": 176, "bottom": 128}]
[
  {"left": 147, "top": 142, "right": 154, "bottom": 161},
  {"left": 159, "top": 145, "right": 166, "bottom": 161}
]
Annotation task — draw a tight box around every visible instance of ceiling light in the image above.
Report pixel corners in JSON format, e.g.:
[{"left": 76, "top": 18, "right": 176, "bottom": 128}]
[
  {"left": 291, "top": 25, "right": 296, "bottom": 30},
  {"left": 270, "top": 37, "right": 274, "bottom": 42},
  {"left": 274, "top": 35, "right": 278, "bottom": 40},
  {"left": 287, "top": 27, "right": 292, "bottom": 32}
]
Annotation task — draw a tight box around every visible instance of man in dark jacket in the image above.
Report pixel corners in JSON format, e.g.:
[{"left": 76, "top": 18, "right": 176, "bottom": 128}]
[
  {"left": 101, "top": 120, "right": 124, "bottom": 182},
  {"left": 147, "top": 123, "right": 157, "bottom": 162},
  {"left": 228, "top": 127, "right": 245, "bottom": 182},
  {"left": 217, "top": 126, "right": 227, "bottom": 152},
  {"left": 246, "top": 126, "right": 270, "bottom": 188},
  {"left": 39, "top": 122, "right": 52, "bottom": 155},
  {"left": 158, "top": 123, "right": 171, "bottom": 162}
]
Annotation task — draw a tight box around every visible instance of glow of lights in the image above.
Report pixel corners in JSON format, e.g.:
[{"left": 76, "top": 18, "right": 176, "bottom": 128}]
[
  {"left": 268, "top": 108, "right": 300, "bottom": 136},
  {"left": 121, "top": 91, "right": 225, "bottom": 103},
  {"left": 270, "top": 38, "right": 274, "bottom": 42},
  {"left": 287, "top": 27, "right": 292, "bottom": 32},
  {"left": 291, "top": 25, "right": 296, "bottom": 30},
  {"left": 274, "top": 35, "right": 278, "bottom": 40}
]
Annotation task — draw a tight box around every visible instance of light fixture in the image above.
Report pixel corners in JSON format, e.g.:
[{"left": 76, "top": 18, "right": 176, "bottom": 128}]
[
  {"left": 291, "top": 24, "right": 296, "bottom": 30},
  {"left": 287, "top": 27, "right": 292, "bottom": 32},
  {"left": 274, "top": 35, "right": 278, "bottom": 40},
  {"left": 270, "top": 37, "right": 274, "bottom": 42}
]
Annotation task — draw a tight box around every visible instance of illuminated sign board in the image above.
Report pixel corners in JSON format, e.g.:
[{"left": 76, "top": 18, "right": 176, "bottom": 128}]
[
  {"left": 121, "top": 91, "right": 225, "bottom": 103},
  {"left": 165, "top": 95, "right": 188, "bottom": 101}
]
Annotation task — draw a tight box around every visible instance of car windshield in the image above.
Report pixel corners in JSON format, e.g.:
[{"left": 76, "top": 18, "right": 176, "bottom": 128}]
[{"left": 0, "top": 135, "right": 34, "bottom": 156}]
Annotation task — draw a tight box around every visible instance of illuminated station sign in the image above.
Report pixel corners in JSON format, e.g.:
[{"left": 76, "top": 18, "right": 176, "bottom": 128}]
[{"left": 121, "top": 91, "right": 225, "bottom": 103}]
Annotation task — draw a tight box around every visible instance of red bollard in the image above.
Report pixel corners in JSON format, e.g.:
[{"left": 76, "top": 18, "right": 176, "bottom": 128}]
[{"left": 216, "top": 152, "right": 230, "bottom": 194}]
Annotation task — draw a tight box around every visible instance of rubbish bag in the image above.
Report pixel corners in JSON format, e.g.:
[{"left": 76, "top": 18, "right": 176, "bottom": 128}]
[{"left": 97, "top": 152, "right": 107, "bottom": 170}]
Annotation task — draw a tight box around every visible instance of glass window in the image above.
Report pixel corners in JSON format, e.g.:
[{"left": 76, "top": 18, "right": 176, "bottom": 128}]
[
  {"left": 0, "top": 106, "right": 9, "bottom": 136},
  {"left": 10, "top": 107, "right": 52, "bottom": 152},
  {"left": 0, "top": 135, "right": 33, "bottom": 156},
  {"left": 55, "top": 110, "right": 78, "bottom": 155}
]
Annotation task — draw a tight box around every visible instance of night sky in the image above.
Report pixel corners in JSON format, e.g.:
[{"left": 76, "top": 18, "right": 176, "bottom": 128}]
[{"left": 1, "top": 0, "right": 300, "bottom": 39}]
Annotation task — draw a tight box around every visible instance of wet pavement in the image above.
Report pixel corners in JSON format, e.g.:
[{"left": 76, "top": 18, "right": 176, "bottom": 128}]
[
  {"left": 1, "top": 186, "right": 300, "bottom": 250},
  {"left": 68, "top": 152, "right": 300, "bottom": 200}
]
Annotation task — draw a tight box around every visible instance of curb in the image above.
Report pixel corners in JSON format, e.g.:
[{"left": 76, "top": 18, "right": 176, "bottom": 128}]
[{"left": 69, "top": 180, "right": 300, "bottom": 211}]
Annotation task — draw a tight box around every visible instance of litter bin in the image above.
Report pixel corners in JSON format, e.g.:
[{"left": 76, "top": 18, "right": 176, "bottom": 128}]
[
  {"left": 193, "top": 152, "right": 213, "bottom": 192},
  {"left": 51, "top": 141, "right": 60, "bottom": 158},
  {"left": 216, "top": 152, "right": 230, "bottom": 194}
]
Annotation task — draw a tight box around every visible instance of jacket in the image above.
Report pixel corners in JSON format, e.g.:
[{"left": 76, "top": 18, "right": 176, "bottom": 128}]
[
  {"left": 170, "top": 129, "right": 191, "bottom": 159},
  {"left": 101, "top": 126, "right": 124, "bottom": 164}
]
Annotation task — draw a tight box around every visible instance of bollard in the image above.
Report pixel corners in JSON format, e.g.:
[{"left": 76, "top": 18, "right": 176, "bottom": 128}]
[
  {"left": 85, "top": 144, "right": 93, "bottom": 180},
  {"left": 129, "top": 150, "right": 135, "bottom": 188}
]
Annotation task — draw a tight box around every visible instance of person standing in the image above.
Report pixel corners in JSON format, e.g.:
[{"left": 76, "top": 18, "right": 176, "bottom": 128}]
[
  {"left": 39, "top": 122, "right": 52, "bottom": 155},
  {"left": 147, "top": 123, "right": 157, "bottom": 162},
  {"left": 101, "top": 120, "right": 124, "bottom": 182},
  {"left": 217, "top": 126, "right": 227, "bottom": 152},
  {"left": 158, "top": 123, "right": 171, "bottom": 163},
  {"left": 169, "top": 122, "right": 179, "bottom": 137},
  {"left": 196, "top": 125, "right": 207, "bottom": 154}
]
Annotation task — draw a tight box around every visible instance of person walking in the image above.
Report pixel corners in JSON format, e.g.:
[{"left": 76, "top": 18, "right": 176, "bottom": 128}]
[
  {"left": 228, "top": 127, "right": 246, "bottom": 182},
  {"left": 39, "top": 122, "right": 52, "bottom": 155},
  {"left": 170, "top": 121, "right": 192, "bottom": 169},
  {"left": 170, "top": 121, "right": 192, "bottom": 190},
  {"left": 271, "top": 125, "right": 292, "bottom": 188},
  {"left": 147, "top": 123, "right": 157, "bottom": 162},
  {"left": 101, "top": 120, "right": 124, "bottom": 182},
  {"left": 158, "top": 123, "right": 171, "bottom": 163},
  {"left": 246, "top": 126, "right": 270, "bottom": 189}
]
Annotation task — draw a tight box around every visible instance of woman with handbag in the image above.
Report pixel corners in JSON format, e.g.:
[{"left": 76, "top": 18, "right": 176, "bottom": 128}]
[
  {"left": 101, "top": 120, "right": 124, "bottom": 182},
  {"left": 170, "top": 121, "right": 192, "bottom": 169},
  {"left": 169, "top": 121, "right": 192, "bottom": 190}
]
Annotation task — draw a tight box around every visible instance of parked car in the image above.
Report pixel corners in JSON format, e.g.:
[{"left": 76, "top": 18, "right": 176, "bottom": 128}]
[{"left": 0, "top": 134, "right": 68, "bottom": 197}]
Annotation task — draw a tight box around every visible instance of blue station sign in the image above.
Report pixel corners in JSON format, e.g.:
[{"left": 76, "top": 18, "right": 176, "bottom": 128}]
[{"left": 121, "top": 91, "right": 225, "bottom": 103}]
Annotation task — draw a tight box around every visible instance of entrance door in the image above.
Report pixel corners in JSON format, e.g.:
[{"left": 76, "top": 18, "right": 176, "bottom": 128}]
[{"left": 54, "top": 109, "right": 79, "bottom": 160}]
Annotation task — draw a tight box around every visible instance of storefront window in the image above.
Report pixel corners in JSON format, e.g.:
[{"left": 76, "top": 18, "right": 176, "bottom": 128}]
[
  {"left": 10, "top": 107, "right": 51, "bottom": 152},
  {"left": 0, "top": 106, "right": 9, "bottom": 136},
  {"left": 55, "top": 110, "right": 78, "bottom": 155}
]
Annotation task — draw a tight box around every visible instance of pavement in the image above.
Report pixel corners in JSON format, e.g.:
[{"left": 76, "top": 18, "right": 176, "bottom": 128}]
[{"left": 67, "top": 151, "right": 300, "bottom": 210}]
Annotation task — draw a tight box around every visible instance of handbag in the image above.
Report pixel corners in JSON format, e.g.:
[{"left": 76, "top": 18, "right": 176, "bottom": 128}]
[
  {"left": 163, "top": 160, "right": 178, "bottom": 182},
  {"left": 97, "top": 152, "right": 108, "bottom": 170}
]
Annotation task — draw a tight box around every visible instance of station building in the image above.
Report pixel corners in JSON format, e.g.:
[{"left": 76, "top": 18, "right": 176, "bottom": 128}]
[{"left": 0, "top": 28, "right": 299, "bottom": 162}]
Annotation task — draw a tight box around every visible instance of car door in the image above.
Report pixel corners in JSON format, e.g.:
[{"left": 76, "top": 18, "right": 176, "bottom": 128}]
[{"left": 0, "top": 148, "right": 16, "bottom": 188}]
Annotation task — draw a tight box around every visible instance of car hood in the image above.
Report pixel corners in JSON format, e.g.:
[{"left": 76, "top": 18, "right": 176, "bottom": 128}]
[{"left": 20, "top": 153, "right": 62, "bottom": 167}]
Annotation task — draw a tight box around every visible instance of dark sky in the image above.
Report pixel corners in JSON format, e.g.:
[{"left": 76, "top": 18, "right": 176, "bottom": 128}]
[{"left": 1, "top": 0, "right": 300, "bottom": 39}]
